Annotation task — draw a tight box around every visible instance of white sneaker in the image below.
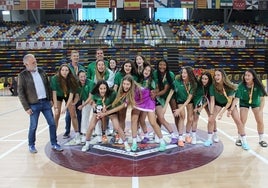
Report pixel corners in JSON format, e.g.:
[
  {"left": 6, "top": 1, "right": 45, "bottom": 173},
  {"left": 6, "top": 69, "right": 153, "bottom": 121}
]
[
  {"left": 137, "top": 134, "right": 142, "bottom": 142},
  {"left": 118, "top": 138, "right": 124, "bottom": 144},
  {"left": 213, "top": 134, "right": 219, "bottom": 143},
  {"left": 82, "top": 144, "right": 90, "bottom": 152},
  {"left": 81, "top": 135, "right": 86, "bottom": 144},
  {"left": 74, "top": 135, "right": 81, "bottom": 145},
  {"left": 125, "top": 144, "right": 131, "bottom": 152},
  {"left": 154, "top": 134, "right": 160, "bottom": 143},
  {"left": 191, "top": 135, "right": 197, "bottom": 145},
  {"left": 96, "top": 135, "right": 102, "bottom": 143}
]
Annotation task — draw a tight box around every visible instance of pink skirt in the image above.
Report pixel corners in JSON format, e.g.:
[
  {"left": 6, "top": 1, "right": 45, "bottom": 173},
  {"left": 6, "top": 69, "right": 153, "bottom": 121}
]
[{"left": 134, "top": 88, "right": 155, "bottom": 112}]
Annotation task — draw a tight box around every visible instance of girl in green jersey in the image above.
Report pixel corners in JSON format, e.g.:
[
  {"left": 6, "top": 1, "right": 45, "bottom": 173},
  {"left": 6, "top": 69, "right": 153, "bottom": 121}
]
[
  {"left": 82, "top": 80, "right": 131, "bottom": 152},
  {"left": 234, "top": 69, "right": 267, "bottom": 147},
  {"left": 206, "top": 69, "right": 249, "bottom": 150}
]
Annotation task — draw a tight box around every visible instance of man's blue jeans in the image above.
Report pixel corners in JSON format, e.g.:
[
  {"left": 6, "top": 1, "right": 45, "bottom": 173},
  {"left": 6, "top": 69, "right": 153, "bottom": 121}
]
[{"left": 28, "top": 100, "right": 57, "bottom": 146}]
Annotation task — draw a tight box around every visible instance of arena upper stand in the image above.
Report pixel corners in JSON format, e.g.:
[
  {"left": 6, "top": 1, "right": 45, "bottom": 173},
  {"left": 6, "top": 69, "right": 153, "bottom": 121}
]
[{"left": 0, "top": 19, "right": 268, "bottom": 85}]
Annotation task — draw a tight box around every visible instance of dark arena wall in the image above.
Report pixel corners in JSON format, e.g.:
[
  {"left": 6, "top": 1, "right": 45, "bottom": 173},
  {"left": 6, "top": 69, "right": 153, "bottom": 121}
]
[{"left": 0, "top": 46, "right": 267, "bottom": 83}]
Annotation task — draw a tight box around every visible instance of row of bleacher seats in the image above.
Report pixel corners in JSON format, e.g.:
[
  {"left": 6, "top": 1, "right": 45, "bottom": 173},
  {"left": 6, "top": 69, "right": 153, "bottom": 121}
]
[
  {"left": 99, "top": 21, "right": 167, "bottom": 41},
  {"left": 168, "top": 20, "right": 268, "bottom": 43},
  {"left": 1, "top": 20, "right": 268, "bottom": 43},
  {"left": 0, "top": 46, "right": 267, "bottom": 82}
]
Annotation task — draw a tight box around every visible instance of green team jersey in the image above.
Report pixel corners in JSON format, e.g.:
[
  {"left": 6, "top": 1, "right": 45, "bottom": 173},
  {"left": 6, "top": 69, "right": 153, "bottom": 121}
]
[
  {"left": 235, "top": 82, "right": 264, "bottom": 107},
  {"left": 68, "top": 63, "right": 85, "bottom": 78},
  {"left": 92, "top": 90, "right": 117, "bottom": 110},
  {"left": 139, "top": 78, "right": 156, "bottom": 90},
  {"left": 87, "top": 60, "right": 109, "bottom": 80},
  {"left": 114, "top": 72, "right": 138, "bottom": 88},
  {"left": 193, "top": 84, "right": 209, "bottom": 107},
  {"left": 209, "top": 84, "right": 235, "bottom": 105},
  {"left": 78, "top": 79, "right": 95, "bottom": 101},
  {"left": 152, "top": 70, "right": 175, "bottom": 106},
  {"left": 50, "top": 75, "right": 75, "bottom": 97},
  {"left": 173, "top": 79, "right": 194, "bottom": 103},
  {"left": 114, "top": 72, "right": 125, "bottom": 86}
]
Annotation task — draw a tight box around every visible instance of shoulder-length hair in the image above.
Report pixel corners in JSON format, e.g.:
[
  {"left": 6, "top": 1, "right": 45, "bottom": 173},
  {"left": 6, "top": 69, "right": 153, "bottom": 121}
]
[
  {"left": 95, "top": 59, "right": 107, "bottom": 81},
  {"left": 180, "top": 66, "right": 198, "bottom": 93},
  {"left": 134, "top": 54, "right": 150, "bottom": 75},
  {"left": 138, "top": 64, "right": 154, "bottom": 88},
  {"left": 91, "top": 80, "right": 113, "bottom": 97},
  {"left": 119, "top": 59, "right": 136, "bottom": 76}
]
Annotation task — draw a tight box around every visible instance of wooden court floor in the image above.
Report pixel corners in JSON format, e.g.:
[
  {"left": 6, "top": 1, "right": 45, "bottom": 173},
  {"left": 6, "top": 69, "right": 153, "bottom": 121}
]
[{"left": 0, "top": 93, "right": 268, "bottom": 188}]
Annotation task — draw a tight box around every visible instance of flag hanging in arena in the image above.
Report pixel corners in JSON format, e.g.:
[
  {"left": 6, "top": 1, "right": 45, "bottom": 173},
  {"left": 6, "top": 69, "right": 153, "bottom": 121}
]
[
  {"left": 55, "top": 0, "right": 68, "bottom": 8},
  {"left": 258, "top": 0, "right": 268, "bottom": 10},
  {"left": 68, "top": 0, "right": 82, "bottom": 9},
  {"left": 140, "top": 0, "right": 154, "bottom": 8},
  {"left": 40, "top": 0, "right": 54, "bottom": 9},
  {"left": 233, "top": 0, "right": 246, "bottom": 10},
  {"left": 207, "top": 0, "right": 220, "bottom": 8},
  {"left": 96, "top": 0, "right": 110, "bottom": 7},
  {"left": 181, "top": 0, "right": 194, "bottom": 8},
  {"left": 196, "top": 0, "right": 207, "bottom": 8},
  {"left": 27, "top": 0, "right": 40, "bottom": 9},
  {"left": 246, "top": 0, "right": 258, "bottom": 9},
  {"left": 14, "top": 0, "right": 27, "bottom": 10},
  {"left": 83, "top": 0, "right": 96, "bottom": 8},
  {"left": 220, "top": 0, "right": 232, "bottom": 8},
  {"left": 124, "top": 0, "right": 140, "bottom": 10}
]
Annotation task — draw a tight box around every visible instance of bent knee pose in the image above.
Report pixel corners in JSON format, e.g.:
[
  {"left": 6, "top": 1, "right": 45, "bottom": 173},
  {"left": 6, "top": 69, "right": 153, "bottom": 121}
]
[
  {"left": 206, "top": 69, "right": 249, "bottom": 150},
  {"left": 166, "top": 66, "right": 198, "bottom": 147},
  {"left": 82, "top": 79, "right": 131, "bottom": 152},
  {"left": 234, "top": 68, "right": 268, "bottom": 148},
  {"left": 131, "top": 64, "right": 166, "bottom": 152},
  {"left": 192, "top": 71, "right": 216, "bottom": 144},
  {"left": 152, "top": 59, "right": 177, "bottom": 144},
  {"left": 50, "top": 64, "right": 80, "bottom": 142}
]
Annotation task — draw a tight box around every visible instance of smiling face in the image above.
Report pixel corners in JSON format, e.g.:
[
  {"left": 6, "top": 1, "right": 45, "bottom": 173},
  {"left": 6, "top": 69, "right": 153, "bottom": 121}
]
[
  {"left": 181, "top": 68, "right": 188, "bottom": 81},
  {"left": 201, "top": 74, "right": 209, "bottom": 86},
  {"left": 135, "top": 55, "right": 144, "bottom": 67},
  {"left": 124, "top": 62, "right": 132, "bottom": 74},
  {"left": 143, "top": 65, "right": 151, "bottom": 79},
  {"left": 214, "top": 70, "right": 223, "bottom": 83},
  {"left": 158, "top": 61, "right": 167, "bottom": 73},
  {"left": 96, "top": 60, "right": 105, "bottom": 73},
  {"left": 99, "top": 83, "right": 107, "bottom": 97},
  {"left": 96, "top": 49, "right": 104, "bottom": 61},
  {"left": 71, "top": 52, "right": 79, "bottom": 64},
  {"left": 122, "top": 79, "right": 131, "bottom": 92},
  {"left": 244, "top": 71, "right": 254, "bottom": 85},
  {"left": 109, "top": 59, "right": 117, "bottom": 70},
  {"left": 78, "top": 71, "right": 87, "bottom": 85}
]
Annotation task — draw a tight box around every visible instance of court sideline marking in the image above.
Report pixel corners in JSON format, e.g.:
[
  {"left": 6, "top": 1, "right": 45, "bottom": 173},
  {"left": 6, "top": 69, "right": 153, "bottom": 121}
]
[{"left": 199, "top": 116, "right": 268, "bottom": 164}]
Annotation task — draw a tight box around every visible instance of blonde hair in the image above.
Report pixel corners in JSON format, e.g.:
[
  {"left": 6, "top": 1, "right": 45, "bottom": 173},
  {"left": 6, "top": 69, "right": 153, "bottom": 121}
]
[
  {"left": 214, "top": 69, "right": 237, "bottom": 93},
  {"left": 112, "top": 75, "right": 136, "bottom": 107},
  {"left": 70, "top": 50, "right": 79, "bottom": 56}
]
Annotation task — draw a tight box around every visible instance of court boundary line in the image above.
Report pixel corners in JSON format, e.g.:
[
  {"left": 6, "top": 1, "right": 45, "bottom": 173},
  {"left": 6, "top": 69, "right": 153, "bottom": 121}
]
[{"left": 199, "top": 116, "right": 268, "bottom": 164}]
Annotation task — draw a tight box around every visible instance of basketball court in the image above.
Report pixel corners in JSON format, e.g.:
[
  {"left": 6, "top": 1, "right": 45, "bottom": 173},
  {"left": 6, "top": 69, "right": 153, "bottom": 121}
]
[{"left": 0, "top": 95, "right": 268, "bottom": 188}]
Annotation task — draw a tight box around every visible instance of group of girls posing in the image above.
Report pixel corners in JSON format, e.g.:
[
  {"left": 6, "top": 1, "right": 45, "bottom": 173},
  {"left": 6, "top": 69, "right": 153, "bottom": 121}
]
[
  {"left": 50, "top": 51, "right": 267, "bottom": 153},
  {"left": 165, "top": 67, "right": 267, "bottom": 150}
]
